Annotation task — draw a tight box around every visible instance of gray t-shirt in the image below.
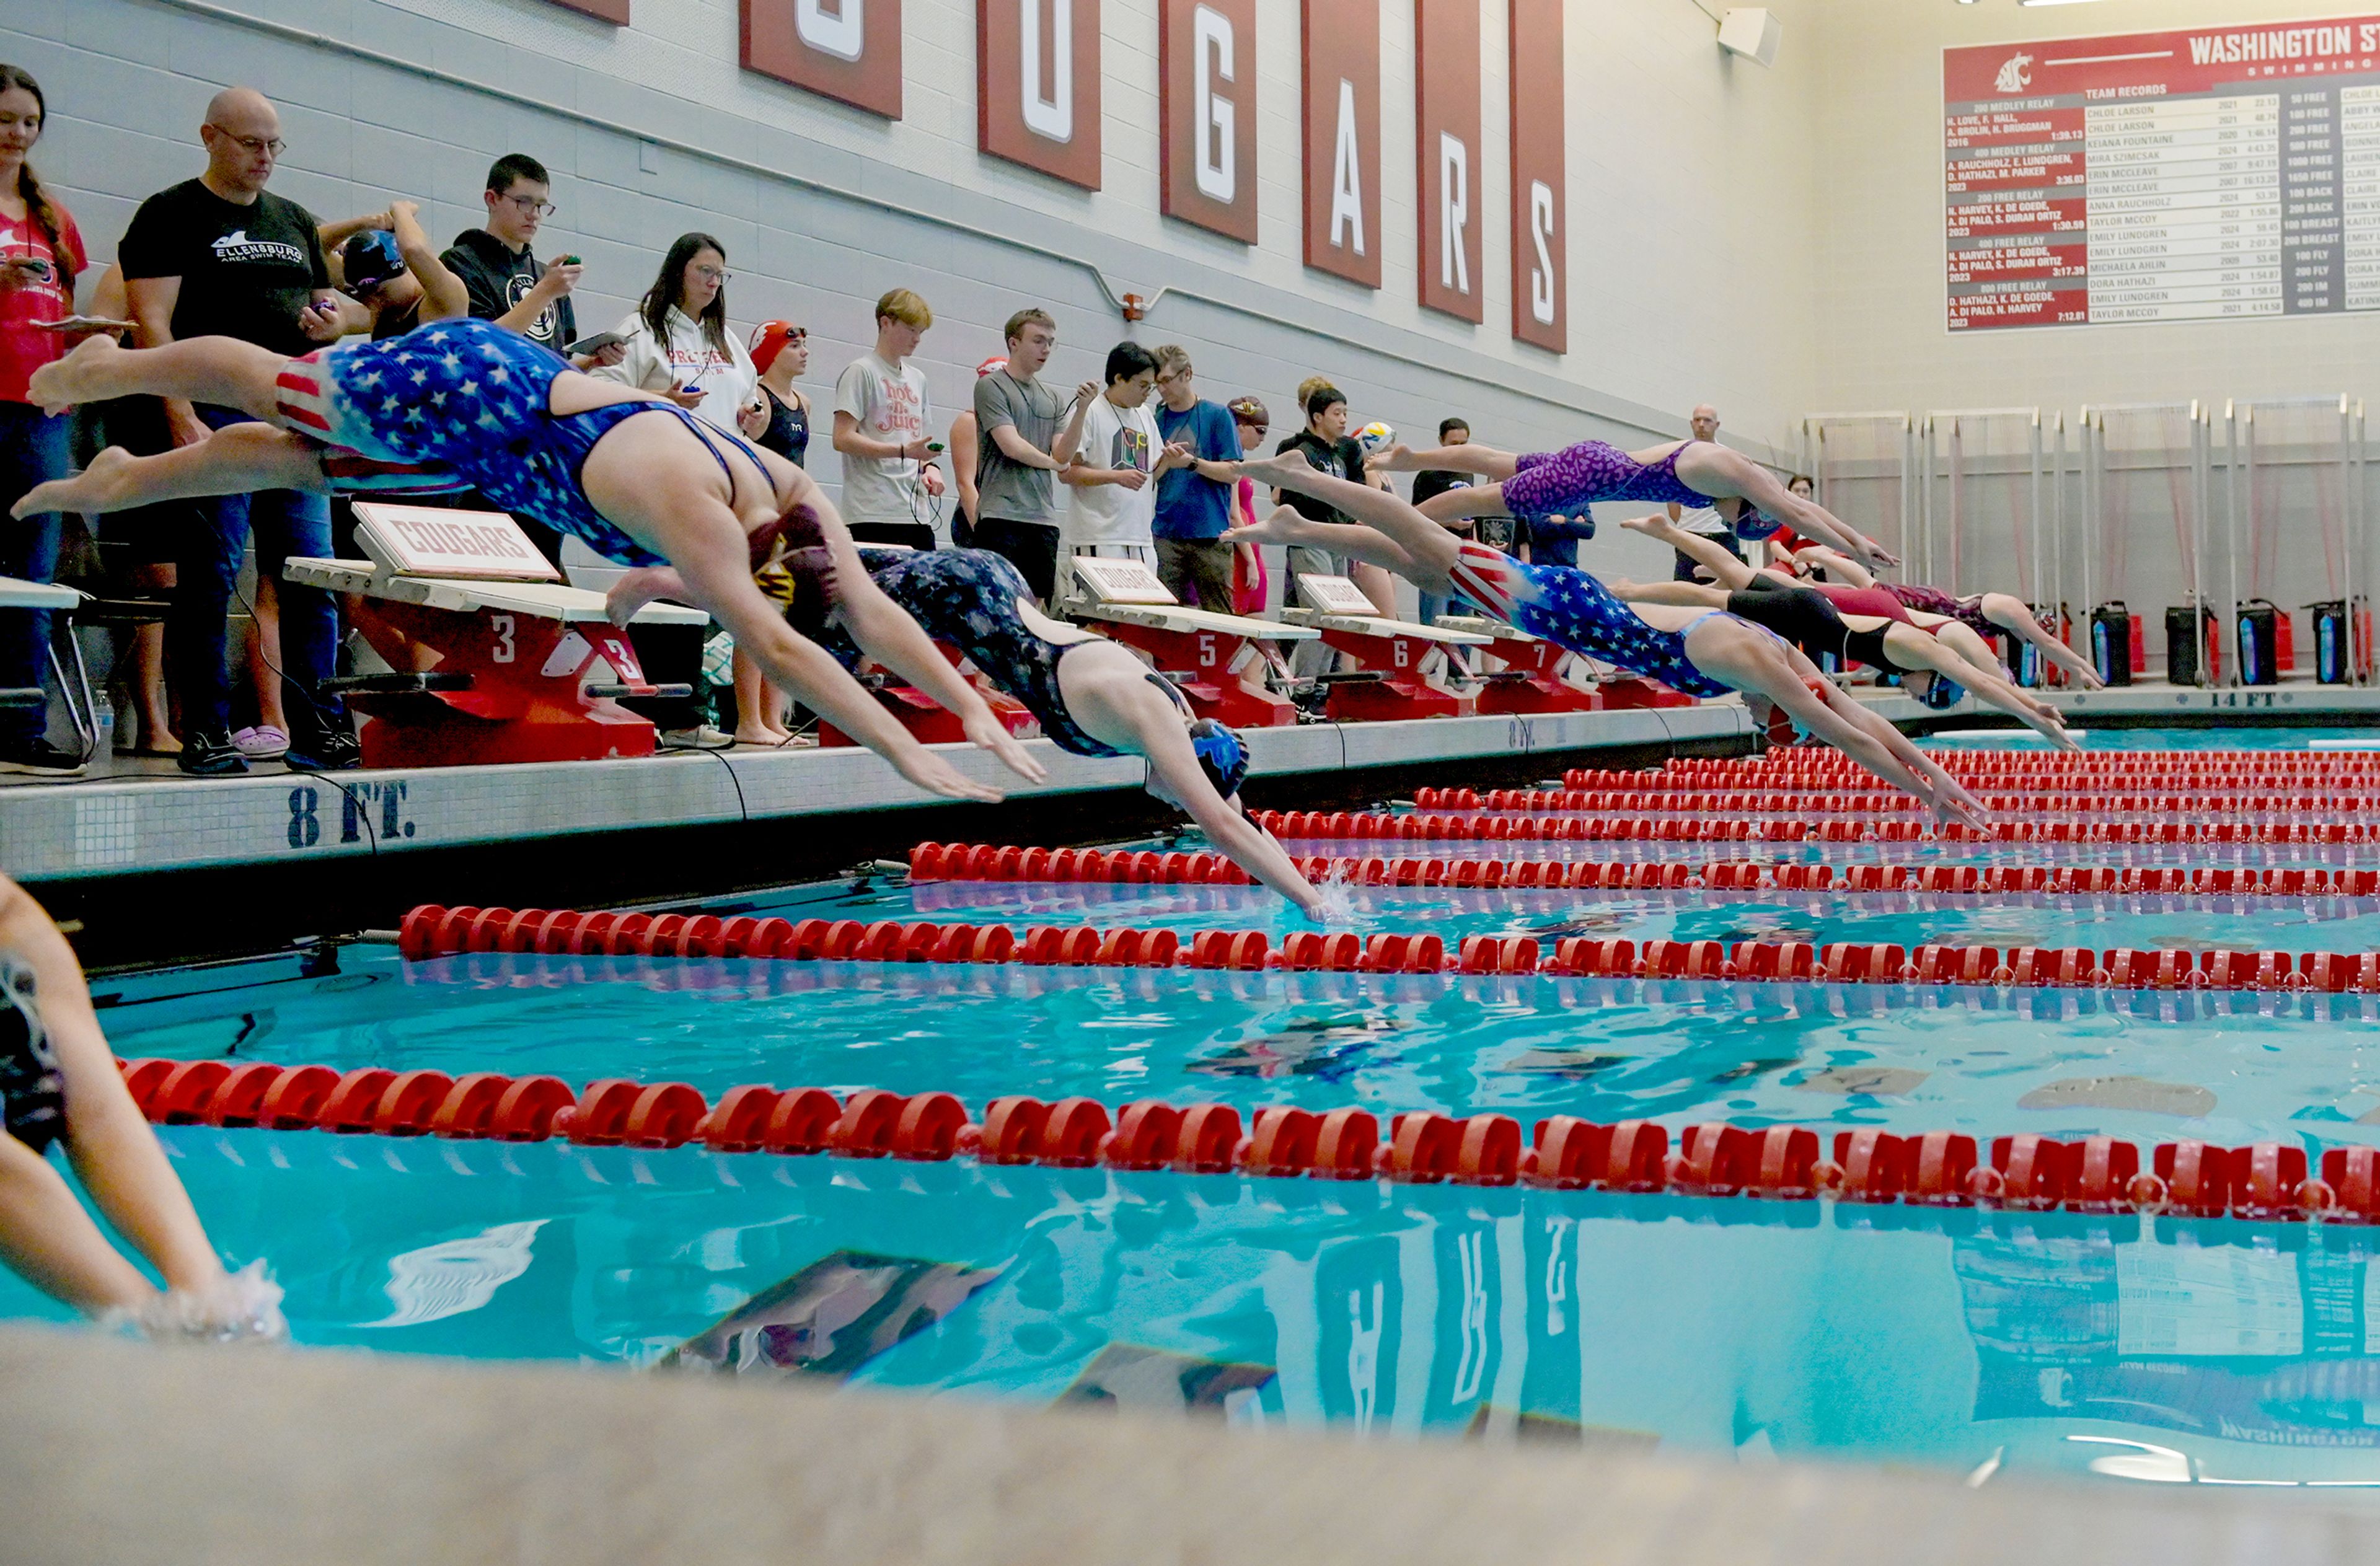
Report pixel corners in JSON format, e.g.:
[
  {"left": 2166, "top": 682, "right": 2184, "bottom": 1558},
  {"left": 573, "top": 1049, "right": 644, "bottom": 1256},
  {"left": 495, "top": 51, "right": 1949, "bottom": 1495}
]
[{"left": 973, "top": 369, "right": 1070, "bottom": 526}]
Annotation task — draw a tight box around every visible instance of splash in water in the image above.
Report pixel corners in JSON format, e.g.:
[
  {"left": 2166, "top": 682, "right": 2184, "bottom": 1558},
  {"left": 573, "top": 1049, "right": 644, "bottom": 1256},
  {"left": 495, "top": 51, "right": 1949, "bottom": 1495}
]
[{"left": 1307, "top": 858, "right": 1370, "bottom": 929}]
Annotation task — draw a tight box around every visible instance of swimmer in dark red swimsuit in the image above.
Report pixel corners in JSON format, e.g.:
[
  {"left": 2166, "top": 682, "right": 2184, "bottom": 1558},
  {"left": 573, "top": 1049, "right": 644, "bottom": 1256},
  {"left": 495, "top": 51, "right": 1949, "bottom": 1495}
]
[{"left": 22, "top": 324, "right": 1047, "bottom": 803}]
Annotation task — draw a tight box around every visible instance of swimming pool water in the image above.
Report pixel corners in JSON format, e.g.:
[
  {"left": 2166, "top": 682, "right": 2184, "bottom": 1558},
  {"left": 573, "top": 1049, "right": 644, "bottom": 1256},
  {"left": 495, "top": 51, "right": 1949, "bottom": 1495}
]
[{"left": 24, "top": 724, "right": 2380, "bottom": 1492}]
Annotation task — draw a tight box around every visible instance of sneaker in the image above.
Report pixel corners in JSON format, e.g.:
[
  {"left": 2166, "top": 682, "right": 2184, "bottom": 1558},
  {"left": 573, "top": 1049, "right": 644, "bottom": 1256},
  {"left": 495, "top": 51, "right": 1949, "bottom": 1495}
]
[
  {"left": 285, "top": 728, "right": 362, "bottom": 773},
  {"left": 231, "top": 724, "right": 290, "bottom": 760},
  {"left": 0, "top": 737, "right": 87, "bottom": 777},
  {"left": 178, "top": 731, "right": 250, "bottom": 776},
  {"left": 659, "top": 726, "right": 736, "bottom": 752}
]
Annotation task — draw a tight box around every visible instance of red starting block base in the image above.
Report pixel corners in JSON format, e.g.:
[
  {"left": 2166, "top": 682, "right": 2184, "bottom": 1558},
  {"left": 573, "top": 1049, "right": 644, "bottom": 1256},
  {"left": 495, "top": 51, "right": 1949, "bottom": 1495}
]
[
  {"left": 1469, "top": 638, "right": 1602, "bottom": 716},
  {"left": 1098, "top": 621, "right": 1297, "bottom": 727},
  {"left": 1317, "top": 625, "right": 1476, "bottom": 722},
  {"left": 819, "top": 684, "right": 1036, "bottom": 749},
  {"left": 1594, "top": 677, "right": 1698, "bottom": 710},
  {"left": 346, "top": 599, "right": 664, "bottom": 767}
]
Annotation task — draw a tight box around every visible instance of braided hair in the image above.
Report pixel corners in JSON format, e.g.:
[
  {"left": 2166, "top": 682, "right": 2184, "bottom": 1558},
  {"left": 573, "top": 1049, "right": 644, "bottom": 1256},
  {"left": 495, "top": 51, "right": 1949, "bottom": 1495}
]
[{"left": 0, "top": 68, "right": 73, "bottom": 294}]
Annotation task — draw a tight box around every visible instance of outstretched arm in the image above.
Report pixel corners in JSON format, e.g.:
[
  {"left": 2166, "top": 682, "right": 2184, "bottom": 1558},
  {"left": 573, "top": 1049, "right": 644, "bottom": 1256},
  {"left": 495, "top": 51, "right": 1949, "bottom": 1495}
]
[
  {"left": 1792, "top": 544, "right": 1875, "bottom": 588},
  {"left": 1973, "top": 592, "right": 2101, "bottom": 687},
  {"left": 1134, "top": 703, "right": 1323, "bottom": 919},
  {"left": 0, "top": 879, "right": 224, "bottom": 1313},
  {"left": 1619, "top": 513, "right": 1761, "bottom": 588}
]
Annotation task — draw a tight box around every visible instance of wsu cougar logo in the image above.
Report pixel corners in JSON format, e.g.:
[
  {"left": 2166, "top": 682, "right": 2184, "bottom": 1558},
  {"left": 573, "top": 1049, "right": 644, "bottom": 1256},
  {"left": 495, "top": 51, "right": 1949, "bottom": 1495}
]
[{"left": 1995, "top": 52, "right": 2034, "bottom": 94}]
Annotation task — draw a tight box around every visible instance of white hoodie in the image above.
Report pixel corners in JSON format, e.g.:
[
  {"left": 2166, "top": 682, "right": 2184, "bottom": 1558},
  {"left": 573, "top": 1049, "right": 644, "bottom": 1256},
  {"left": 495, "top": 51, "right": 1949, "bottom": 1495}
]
[{"left": 591, "top": 304, "right": 757, "bottom": 434}]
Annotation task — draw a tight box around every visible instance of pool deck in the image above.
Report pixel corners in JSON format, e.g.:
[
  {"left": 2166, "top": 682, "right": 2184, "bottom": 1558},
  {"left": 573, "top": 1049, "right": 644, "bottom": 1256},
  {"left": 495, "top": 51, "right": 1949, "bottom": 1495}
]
[{"left": 1, "top": 1324, "right": 2363, "bottom": 1565}]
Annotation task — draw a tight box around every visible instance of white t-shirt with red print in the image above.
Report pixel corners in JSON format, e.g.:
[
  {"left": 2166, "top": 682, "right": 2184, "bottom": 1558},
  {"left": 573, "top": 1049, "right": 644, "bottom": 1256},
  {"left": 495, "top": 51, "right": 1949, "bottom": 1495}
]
[{"left": 832, "top": 350, "right": 933, "bottom": 531}]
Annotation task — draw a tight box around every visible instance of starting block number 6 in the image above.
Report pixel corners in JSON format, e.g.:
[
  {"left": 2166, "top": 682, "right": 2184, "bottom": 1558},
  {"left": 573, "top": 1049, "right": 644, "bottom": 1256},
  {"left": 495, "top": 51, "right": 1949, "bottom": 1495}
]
[{"left": 490, "top": 613, "right": 516, "bottom": 664}]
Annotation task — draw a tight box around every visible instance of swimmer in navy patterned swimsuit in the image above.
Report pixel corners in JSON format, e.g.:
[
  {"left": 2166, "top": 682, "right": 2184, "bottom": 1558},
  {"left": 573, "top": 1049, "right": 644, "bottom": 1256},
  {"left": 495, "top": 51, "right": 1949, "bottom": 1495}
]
[
  {"left": 22, "top": 320, "right": 1049, "bottom": 804},
  {"left": 1365, "top": 432, "right": 1900, "bottom": 572},
  {"left": 1224, "top": 451, "right": 1988, "bottom": 826},
  {"left": 606, "top": 545, "right": 1327, "bottom": 918}
]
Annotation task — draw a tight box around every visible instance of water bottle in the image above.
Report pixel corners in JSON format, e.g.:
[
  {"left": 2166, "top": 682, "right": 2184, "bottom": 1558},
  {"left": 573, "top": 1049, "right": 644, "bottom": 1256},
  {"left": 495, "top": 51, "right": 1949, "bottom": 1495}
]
[{"left": 92, "top": 690, "right": 114, "bottom": 755}]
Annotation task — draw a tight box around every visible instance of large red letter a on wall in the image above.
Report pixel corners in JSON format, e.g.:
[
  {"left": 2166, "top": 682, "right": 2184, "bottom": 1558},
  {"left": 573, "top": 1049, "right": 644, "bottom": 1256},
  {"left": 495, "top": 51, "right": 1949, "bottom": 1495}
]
[
  {"left": 1302, "top": 0, "right": 1382, "bottom": 289},
  {"left": 743, "top": 0, "right": 905, "bottom": 120}
]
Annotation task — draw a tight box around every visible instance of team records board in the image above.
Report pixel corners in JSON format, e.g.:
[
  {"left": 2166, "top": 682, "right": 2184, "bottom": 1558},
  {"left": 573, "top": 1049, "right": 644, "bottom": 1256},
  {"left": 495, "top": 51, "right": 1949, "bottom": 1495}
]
[{"left": 1946, "top": 15, "right": 2380, "bottom": 330}]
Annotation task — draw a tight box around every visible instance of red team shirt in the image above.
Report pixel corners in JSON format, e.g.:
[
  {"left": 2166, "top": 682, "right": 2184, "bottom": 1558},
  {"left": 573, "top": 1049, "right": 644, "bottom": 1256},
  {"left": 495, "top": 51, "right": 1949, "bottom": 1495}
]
[{"left": 0, "top": 205, "right": 86, "bottom": 406}]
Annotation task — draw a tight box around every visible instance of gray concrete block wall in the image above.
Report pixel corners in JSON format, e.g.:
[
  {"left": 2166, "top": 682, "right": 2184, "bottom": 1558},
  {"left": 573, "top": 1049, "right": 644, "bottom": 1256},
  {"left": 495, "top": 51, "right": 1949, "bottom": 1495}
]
[{"left": 4, "top": 0, "right": 1797, "bottom": 592}]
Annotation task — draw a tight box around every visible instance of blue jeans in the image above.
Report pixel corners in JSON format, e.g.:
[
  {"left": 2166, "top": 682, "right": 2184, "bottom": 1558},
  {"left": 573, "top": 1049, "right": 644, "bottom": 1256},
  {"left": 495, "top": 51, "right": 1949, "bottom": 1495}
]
[
  {"left": 0, "top": 403, "right": 69, "bottom": 747},
  {"left": 169, "top": 406, "right": 343, "bottom": 738}
]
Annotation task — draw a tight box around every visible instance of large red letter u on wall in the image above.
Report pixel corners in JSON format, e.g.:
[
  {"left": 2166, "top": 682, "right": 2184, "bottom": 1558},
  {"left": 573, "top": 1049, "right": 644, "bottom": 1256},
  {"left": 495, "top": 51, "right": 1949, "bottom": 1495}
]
[
  {"left": 743, "top": 0, "right": 906, "bottom": 119},
  {"left": 981, "top": 1, "right": 1104, "bottom": 188}
]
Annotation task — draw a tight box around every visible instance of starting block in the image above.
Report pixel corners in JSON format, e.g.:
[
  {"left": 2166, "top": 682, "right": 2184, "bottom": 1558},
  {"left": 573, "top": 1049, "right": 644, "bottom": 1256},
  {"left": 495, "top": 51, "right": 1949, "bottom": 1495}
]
[
  {"left": 1284, "top": 574, "right": 1489, "bottom": 721},
  {"left": 1429, "top": 614, "right": 1604, "bottom": 715},
  {"left": 818, "top": 640, "right": 1037, "bottom": 749},
  {"left": 284, "top": 503, "right": 708, "bottom": 767},
  {"left": 1063, "top": 555, "right": 1316, "bottom": 728}
]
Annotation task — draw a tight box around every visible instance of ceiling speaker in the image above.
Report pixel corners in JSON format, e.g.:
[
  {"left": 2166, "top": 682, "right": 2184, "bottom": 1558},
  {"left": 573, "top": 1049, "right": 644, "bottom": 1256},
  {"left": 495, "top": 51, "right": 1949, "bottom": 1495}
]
[{"left": 1718, "top": 7, "right": 1783, "bottom": 68}]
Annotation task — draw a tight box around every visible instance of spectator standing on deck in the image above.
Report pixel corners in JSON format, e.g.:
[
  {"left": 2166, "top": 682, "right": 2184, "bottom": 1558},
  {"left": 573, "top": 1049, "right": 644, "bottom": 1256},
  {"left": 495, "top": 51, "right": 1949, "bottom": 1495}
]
[
  {"left": 590, "top": 232, "right": 756, "bottom": 434},
  {"left": 117, "top": 86, "right": 355, "bottom": 776},
  {"left": 730, "top": 319, "right": 813, "bottom": 745},
  {"left": 947, "top": 356, "right": 1005, "bottom": 551},
  {"left": 972, "top": 308, "right": 1090, "bottom": 606},
  {"left": 436, "top": 153, "right": 622, "bottom": 568},
  {"left": 1273, "top": 381, "right": 1395, "bottom": 617},
  {"left": 1148, "top": 345, "right": 1242, "bottom": 614},
  {"left": 1665, "top": 403, "right": 1743, "bottom": 580},
  {"left": 1060, "top": 341, "right": 1188, "bottom": 600},
  {"left": 440, "top": 154, "right": 619, "bottom": 371},
  {"left": 0, "top": 66, "right": 90, "bottom": 776},
  {"left": 832, "top": 289, "right": 941, "bottom": 550},
  {"left": 1408, "top": 416, "right": 1478, "bottom": 625},
  {"left": 1225, "top": 395, "right": 1271, "bottom": 614}
]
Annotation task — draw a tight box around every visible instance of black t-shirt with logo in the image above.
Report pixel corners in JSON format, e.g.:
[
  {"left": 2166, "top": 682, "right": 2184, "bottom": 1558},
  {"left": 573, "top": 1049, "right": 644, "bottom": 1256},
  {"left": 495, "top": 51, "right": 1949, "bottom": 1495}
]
[
  {"left": 1274, "top": 429, "right": 1367, "bottom": 526},
  {"left": 117, "top": 179, "right": 328, "bottom": 355},
  {"left": 440, "top": 229, "right": 577, "bottom": 352}
]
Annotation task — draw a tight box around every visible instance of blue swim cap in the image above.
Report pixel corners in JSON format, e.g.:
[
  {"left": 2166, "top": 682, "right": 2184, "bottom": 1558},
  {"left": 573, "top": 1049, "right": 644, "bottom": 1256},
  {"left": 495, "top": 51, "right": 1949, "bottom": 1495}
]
[
  {"left": 1188, "top": 719, "right": 1249, "bottom": 800},
  {"left": 340, "top": 229, "right": 405, "bottom": 295},
  {"left": 1920, "top": 675, "right": 1965, "bottom": 711}
]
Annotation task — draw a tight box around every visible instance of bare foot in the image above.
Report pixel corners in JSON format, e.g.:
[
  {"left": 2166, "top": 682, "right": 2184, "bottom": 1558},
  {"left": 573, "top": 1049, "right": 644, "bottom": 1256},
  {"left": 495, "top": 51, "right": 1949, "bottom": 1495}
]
[
  {"left": 27, "top": 333, "right": 126, "bottom": 416},
  {"left": 605, "top": 565, "right": 679, "bottom": 627},
  {"left": 733, "top": 724, "right": 790, "bottom": 747},
  {"left": 1618, "top": 514, "right": 1671, "bottom": 538},
  {"left": 1235, "top": 449, "right": 1323, "bottom": 493},
  {"left": 1220, "top": 504, "right": 1305, "bottom": 548},
  {"left": 13, "top": 446, "right": 142, "bottom": 519}
]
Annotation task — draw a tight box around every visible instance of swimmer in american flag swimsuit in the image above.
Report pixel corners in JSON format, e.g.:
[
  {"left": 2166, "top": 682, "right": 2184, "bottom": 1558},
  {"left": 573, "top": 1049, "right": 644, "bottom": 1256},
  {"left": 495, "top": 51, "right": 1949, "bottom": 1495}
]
[
  {"left": 22, "top": 321, "right": 1046, "bottom": 803},
  {"left": 1365, "top": 433, "right": 1900, "bottom": 572},
  {"left": 1223, "top": 450, "right": 1988, "bottom": 827}
]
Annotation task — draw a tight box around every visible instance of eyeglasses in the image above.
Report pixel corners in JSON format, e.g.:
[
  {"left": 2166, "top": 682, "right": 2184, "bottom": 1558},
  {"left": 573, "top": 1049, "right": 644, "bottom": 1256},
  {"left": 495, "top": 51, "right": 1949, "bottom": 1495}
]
[
  {"left": 501, "top": 194, "right": 557, "bottom": 218},
  {"left": 209, "top": 129, "right": 285, "bottom": 157},
  {"left": 693, "top": 265, "right": 733, "bottom": 284}
]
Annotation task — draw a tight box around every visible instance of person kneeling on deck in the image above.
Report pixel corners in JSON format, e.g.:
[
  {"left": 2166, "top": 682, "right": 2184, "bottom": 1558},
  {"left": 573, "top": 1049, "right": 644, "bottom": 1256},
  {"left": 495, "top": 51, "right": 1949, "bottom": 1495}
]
[{"left": 609, "top": 547, "right": 1327, "bottom": 921}]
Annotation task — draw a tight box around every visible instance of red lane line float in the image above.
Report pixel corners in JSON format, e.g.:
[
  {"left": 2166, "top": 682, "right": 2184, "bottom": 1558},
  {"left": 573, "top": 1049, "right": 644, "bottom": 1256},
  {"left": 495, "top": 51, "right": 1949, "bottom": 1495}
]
[{"left": 119, "top": 1053, "right": 2365, "bottom": 1222}]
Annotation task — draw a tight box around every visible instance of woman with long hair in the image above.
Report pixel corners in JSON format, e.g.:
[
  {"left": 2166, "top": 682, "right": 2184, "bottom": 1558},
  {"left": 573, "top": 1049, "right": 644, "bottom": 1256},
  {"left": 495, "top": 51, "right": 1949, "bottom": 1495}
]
[
  {"left": 0, "top": 66, "right": 98, "bottom": 776},
  {"left": 591, "top": 231, "right": 756, "bottom": 434}
]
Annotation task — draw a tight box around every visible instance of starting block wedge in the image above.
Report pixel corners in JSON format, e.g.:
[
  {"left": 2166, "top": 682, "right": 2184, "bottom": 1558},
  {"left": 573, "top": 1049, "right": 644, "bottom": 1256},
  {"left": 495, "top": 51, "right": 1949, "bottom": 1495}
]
[
  {"left": 1284, "top": 574, "right": 1489, "bottom": 721},
  {"left": 285, "top": 503, "right": 708, "bottom": 768},
  {"left": 817, "top": 638, "right": 1037, "bottom": 749},
  {"left": 1064, "top": 555, "right": 1315, "bottom": 728},
  {"left": 1429, "top": 614, "right": 1605, "bottom": 715}
]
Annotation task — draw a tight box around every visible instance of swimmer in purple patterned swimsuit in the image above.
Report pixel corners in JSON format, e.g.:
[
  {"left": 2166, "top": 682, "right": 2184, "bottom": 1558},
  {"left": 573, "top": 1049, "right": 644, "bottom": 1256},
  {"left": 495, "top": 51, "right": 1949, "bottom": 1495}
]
[
  {"left": 22, "top": 323, "right": 1049, "bottom": 803},
  {"left": 1367, "top": 430, "right": 1900, "bottom": 571},
  {"left": 1224, "top": 451, "right": 1988, "bottom": 827}
]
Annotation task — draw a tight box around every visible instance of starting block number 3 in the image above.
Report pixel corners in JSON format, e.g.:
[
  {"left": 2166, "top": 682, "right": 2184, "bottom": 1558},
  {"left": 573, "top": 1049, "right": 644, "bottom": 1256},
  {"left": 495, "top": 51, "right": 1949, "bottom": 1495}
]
[{"left": 490, "top": 614, "right": 516, "bottom": 664}]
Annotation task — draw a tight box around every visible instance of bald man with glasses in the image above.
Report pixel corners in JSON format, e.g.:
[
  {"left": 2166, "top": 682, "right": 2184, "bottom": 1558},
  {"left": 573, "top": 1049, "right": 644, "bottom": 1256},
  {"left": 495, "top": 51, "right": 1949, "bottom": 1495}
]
[{"left": 117, "top": 87, "right": 356, "bottom": 774}]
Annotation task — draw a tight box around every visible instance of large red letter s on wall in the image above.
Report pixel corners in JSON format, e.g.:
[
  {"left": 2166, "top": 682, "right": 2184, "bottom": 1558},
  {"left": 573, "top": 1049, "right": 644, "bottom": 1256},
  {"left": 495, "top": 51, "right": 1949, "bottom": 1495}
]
[
  {"left": 981, "top": 1, "right": 1103, "bottom": 188},
  {"left": 743, "top": 0, "right": 905, "bottom": 119},
  {"left": 1161, "top": 0, "right": 1258, "bottom": 243},
  {"left": 1302, "top": 0, "right": 1382, "bottom": 289},
  {"left": 1507, "top": 0, "right": 1564, "bottom": 351}
]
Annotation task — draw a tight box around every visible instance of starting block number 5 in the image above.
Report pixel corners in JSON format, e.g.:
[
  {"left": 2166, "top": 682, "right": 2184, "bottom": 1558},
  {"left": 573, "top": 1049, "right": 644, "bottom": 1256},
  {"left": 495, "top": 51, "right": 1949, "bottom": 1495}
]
[{"left": 490, "top": 613, "right": 516, "bottom": 664}]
